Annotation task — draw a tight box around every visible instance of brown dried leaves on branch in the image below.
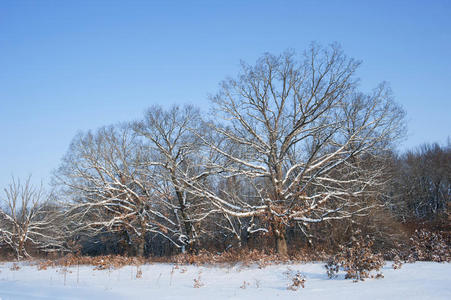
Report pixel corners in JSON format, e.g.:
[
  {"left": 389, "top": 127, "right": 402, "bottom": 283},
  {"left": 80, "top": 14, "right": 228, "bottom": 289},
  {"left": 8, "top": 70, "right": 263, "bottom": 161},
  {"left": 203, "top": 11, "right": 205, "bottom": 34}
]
[
  {"left": 407, "top": 229, "right": 450, "bottom": 262},
  {"left": 326, "top": 233, "right": 385, "bottom": 282}
]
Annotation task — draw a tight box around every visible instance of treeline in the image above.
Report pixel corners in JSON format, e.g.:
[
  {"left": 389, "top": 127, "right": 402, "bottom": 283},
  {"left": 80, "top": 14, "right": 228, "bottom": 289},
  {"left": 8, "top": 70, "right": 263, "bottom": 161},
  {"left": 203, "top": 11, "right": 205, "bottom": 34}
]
[
  {"left": 0, "top": 44, "right": 449, "bottom": 260},
  {"left": 388, "top": 143, "right": 450, "bottom": 224}
]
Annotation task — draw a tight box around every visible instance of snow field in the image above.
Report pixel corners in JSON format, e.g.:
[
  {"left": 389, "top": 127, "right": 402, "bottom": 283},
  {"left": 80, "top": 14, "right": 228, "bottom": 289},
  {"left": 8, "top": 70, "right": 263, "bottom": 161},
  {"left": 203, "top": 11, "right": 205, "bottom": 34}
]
[{"left": 0, "top": 261, "right": 450, "bottom": 299}]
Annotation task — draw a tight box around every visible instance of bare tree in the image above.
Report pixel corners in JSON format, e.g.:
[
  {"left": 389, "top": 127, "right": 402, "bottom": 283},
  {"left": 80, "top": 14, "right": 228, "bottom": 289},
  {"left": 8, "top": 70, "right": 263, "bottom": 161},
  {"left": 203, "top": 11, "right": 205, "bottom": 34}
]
[
  {"left": 55, "top": 125, "right": 186, "bottom": 256},
  {"left": 133, "top": 105, "right": 218, "bottom": 252},
  {"left": 0, "top": 177, "right": 64, "bottom": 260},
  {"left": 189, "top": 44, "right": 405, "bottom": 255}
]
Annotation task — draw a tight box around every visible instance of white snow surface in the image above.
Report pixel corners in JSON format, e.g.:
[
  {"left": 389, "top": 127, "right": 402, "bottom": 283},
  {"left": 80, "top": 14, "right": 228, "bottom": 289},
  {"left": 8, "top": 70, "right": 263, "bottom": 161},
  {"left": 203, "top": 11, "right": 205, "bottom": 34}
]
[{"left": 0, "top": 261, "right": 450, "bottom": 299}]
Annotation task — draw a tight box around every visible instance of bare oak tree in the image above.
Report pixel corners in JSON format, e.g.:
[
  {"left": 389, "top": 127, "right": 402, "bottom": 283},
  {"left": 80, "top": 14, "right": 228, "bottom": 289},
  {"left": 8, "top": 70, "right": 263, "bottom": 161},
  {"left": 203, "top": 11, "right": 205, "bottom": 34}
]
[{"left": 191, "top": 44, "right": 405, "bottom": 255}]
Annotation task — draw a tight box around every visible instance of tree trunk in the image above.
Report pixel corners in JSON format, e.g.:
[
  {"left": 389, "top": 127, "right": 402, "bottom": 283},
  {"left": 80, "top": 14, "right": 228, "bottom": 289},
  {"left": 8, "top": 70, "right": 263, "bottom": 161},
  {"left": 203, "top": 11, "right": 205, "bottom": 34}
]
[
  {"left": 180, "top": 207, "right": 196, "bottom": 253},
  {"left": 18, "top": 235, "right": 26, "bottom": 260},
  {"left": 136, "top": 236, "right": 145, "bottom": 257},
  {"left": 172, "top": 174, "right": 196, "bottom": 253},
  {"left": 269, "top": 215, "right": 288, "bottom": 256},
  {"left": 275, "top": 230, "right": 288, "bottom": 256},
  {"left": 136, "top": 217, "right": 146, "bottom": 257}
]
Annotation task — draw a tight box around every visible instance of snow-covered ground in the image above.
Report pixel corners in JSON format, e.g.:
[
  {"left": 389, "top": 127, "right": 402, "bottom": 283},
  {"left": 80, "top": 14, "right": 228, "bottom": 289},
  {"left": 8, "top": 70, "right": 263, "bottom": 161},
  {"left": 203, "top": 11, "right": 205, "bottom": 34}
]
[{"left": 0, "top": 261, "right": 449, "bottom": 299}]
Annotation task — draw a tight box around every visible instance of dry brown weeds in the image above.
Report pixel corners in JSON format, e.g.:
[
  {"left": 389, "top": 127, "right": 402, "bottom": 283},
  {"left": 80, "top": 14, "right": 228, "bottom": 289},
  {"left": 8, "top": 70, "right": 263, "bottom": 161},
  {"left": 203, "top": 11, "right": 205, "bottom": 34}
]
[{"left": 33, "top": 248, "right": 329, "bottom": 271}]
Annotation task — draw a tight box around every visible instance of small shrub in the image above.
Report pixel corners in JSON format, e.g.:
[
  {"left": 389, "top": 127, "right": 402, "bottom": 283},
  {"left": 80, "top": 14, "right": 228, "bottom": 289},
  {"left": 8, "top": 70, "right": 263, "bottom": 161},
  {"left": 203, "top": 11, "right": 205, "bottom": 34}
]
[
  {"left": 287, "top": 272, "right": 305, "bottom": 291},
  {"left": 326, "top": 233, "right": 385, "bottom": 282},
  {"left": 193, "top": 271, "right": 204, "bottom": 288},
  {"left": 10, "top": 263, "right": 20, "bottom": 271},
  {"left": 407, "top": 229, "right": 450, "bottom": 262},
  {"left": 240, "top": 280, "right": 250, "bottom": 289},
  {"left": 38, "top": 260, "right": 55, "bottom": 270},
  {"left": 136, "top": 266, "right": 142, "bottom": 278},
  {"left": 392, "top": 255, "right": 403, "bottom": 269},
  {"left": 254, "top": 279, "right": 261, "bottom": 288}
]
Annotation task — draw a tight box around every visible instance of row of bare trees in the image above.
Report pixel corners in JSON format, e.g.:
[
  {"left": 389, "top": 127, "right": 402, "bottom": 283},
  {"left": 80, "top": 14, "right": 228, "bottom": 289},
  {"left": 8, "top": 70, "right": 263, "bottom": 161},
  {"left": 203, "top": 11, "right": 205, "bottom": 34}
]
[
  {"left": 2, "top": 44, "right": 419, "bottom": 259},
  {"left": 388, "top": 142, "right": 450, "bottom": 223}
]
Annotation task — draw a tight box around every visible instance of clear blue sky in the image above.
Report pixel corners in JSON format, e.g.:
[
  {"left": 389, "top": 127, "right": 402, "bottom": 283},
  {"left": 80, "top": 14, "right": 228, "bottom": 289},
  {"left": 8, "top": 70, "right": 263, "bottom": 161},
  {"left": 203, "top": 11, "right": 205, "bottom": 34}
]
[{"left": 1, "top": 0, "right": 450, "bottom": 189}]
